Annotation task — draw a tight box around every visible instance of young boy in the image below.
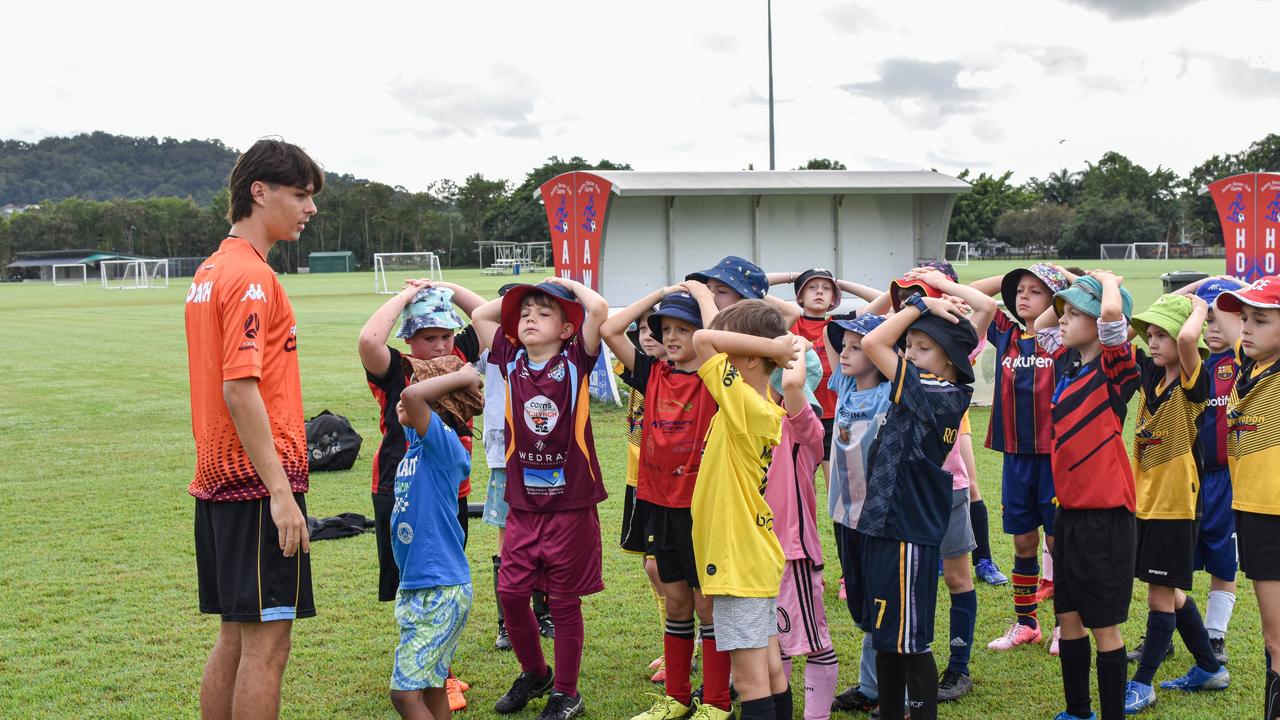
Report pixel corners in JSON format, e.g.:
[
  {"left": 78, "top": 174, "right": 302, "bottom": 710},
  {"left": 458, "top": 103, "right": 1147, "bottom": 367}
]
[
  {"left": 1122, "top": 293, "right": 1229, "bottom": 714},
  {"left": 856, "top": 289, "right": 980, "bottom": 720},
  {"left": 1034, "top": 271, "right": 1139, "bottom": 720},
  {"left": 690, "top": 300, "right": 800, "bottom": 720},
  {"left": 970, "top": 264, "right": 1075, "bottom": 648},
  {"left": 389, "top": 357, "right": 485, "bottom": 720},
  {"left": 763, "top": 351, "right": 839, "bottom": 720},
  {"left": 471, "top": 278, "right": 610, "bottom": 720},
  {"left": 602, "top": 285, "right": 725, "bottom": 720},
  {"left": 1213, "top": 276, "right": 1280, "bottom": 720}
]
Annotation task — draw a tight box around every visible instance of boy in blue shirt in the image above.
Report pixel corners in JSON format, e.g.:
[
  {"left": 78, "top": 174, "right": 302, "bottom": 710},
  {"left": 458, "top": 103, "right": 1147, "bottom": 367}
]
[{"left": 389, "top": 356, "right": 485, "bottom": 720}]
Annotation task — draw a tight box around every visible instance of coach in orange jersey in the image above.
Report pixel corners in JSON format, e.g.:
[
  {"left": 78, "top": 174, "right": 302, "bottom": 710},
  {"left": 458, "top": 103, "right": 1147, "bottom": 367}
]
[{"left": 184, "top": 138, "right": 323, "bottom": 720}]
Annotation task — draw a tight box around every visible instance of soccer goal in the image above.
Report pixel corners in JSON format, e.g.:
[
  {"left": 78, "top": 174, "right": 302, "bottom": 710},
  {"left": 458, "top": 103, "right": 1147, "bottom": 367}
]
[
  {"left": 1099, "top": 244, "right": 1137, "bottom": 261},
  {"left": 374, "top": 252, "right": 443, "bottom": 294},
  {"left": 1132, "top": 242, "right": 1169, "bottom": 260},
  {"left": 52, "top": 263, "right": 88, "bottom": 285},
  {"left": 100, "top": 259, "right": 169, "bottom": 289},
  {"left": 945, "top": 242, "right": 970, "bottom": 266}
]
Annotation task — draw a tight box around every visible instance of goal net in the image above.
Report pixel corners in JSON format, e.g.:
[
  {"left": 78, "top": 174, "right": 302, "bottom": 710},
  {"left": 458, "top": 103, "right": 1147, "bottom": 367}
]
[
  {"left": 945, "top": 242, "right": 970, "bottom": 266},
  {"left": 374, "top": 252, "right": 443, "bottom": 294},
  {"left": 1099, "top": 244, "right": 1136, "bottom": 261},
  {"left": 1132, "top": 242, "right": 1169, "bottom": 260},
  {"left": 101, "top": 259, "right": 169, "bottom": 289},
  {"left": 52, "top": 263, "right": 88, "bottom": 285}
]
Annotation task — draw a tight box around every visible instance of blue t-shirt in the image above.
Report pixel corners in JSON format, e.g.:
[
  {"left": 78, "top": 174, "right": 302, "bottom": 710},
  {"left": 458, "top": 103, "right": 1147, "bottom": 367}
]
[
  {"left": 858, "top": 359, "right": 971, "bottom": 546},
  {"left": 392, "top": 415, "right": 471, "bottom": 589},
  {"left": 827, "top": 374, "right": 893, "bottom": 530}
]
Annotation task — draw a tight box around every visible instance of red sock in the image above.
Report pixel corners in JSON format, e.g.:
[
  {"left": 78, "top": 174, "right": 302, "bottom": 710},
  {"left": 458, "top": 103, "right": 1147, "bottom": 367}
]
[
  {"left": 498, "top": 591, "right": 547, "bottom": 676},
  {"left": 550, "top": 596, "right": 584, "bottom": 697},
  {"left": 665, "top": 618, "right": 696, "bottom": 704},
  {"left": 701, "top": 625, "right": 732, "bottom": 711}
]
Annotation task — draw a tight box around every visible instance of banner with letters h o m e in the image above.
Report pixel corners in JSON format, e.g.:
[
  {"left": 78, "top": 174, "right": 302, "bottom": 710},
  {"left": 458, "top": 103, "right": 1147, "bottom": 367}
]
[
  {"left": 1210, "top": 172, "right": 1280, "bottom": 282},
  {"left": 538, "top": 172, "right": 613, "bottom": 292}
]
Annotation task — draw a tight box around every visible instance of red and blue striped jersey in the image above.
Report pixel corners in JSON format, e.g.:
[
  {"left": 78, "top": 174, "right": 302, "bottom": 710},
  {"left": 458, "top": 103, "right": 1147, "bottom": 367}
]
[
  {"left": 1198, "top": 351, "right": 1238, "bottom": 472},
  {"left": 986, "top": 311, "right": 1069, "bottom": 455}
]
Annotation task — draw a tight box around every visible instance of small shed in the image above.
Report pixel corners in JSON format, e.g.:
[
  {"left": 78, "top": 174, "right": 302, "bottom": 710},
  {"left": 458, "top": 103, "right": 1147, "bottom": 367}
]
[{"left": 308, "top": 251, "right": 355, "bottom": 273}]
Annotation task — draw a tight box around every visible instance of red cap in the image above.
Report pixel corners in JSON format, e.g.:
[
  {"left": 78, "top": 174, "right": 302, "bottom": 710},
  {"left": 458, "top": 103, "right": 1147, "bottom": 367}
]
[
  {"left": 889, "top": 277, "right": 943, "bottom": 311},
  {"left": 1215, "top": 275, "right": 1280, "bottom": 313}
]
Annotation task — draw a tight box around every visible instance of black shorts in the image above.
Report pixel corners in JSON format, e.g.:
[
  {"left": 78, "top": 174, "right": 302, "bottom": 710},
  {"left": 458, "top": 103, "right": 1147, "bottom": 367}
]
[
  {"left": 619, "top": 485, "right": 649, "bottom": 554},
  {"left": 195, "top": 494, "right": 315, "bottom": 622},
  {"left": 1052, "top": 507, "right": 1134, "bottom": 629},
  {"left": 643, "top": 501, "right": 699, "bottom": 588},
  {"left": 1237, "top": 511, "right": 1280, "bottom": 581},
  {"left": 834, "top": 524, "right": 868, "bottom": 630},
  {"left": 1135, "top": 518, "right": 1195, "bottom": 589},
  {"left": 860, "top": 534, "right": 939, "bottom": 655},
  {"left": 374, "top": 492, "right": 469, "bottom": 601}
]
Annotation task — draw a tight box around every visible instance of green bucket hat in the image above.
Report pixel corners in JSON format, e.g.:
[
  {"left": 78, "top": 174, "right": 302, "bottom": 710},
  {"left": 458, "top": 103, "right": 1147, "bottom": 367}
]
[
  {"left": 1131, "top": 293, "right": 1209, "bottom": 360},
  {"left": 770, "top": 348, "right": 823, "bottom": 414},
  {"left": 1053, "top": 276, "right": 1134, "bottom": 320}
]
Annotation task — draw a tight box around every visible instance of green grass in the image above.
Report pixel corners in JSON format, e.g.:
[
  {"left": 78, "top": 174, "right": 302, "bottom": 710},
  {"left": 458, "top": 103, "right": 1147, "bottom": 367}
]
[{"left": 0, "top": 259, "right": 1255, "bottom": 719}]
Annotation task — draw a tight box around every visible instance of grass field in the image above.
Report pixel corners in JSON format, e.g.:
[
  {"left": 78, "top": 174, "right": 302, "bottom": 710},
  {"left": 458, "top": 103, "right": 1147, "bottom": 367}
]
[{"left": 0, "top": 258, "right": 1256, "bottom": 719}]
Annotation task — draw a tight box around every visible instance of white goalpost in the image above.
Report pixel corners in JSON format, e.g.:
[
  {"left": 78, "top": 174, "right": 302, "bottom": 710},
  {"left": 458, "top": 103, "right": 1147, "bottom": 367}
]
[
  {"left": 945, "top": 242, "right": 970, "bottom": 266},
  {"left": 100, "top": 259, "right": 169, "bottom": 289},
  {"left": 374, "top": 252, "right": 443, "bottom": 294},
  {"left": 1099, "top": 244, "right": 1137, "bottom": 261},
  {"left": 52, "top": 263, "right": 88, "bottom": 285},
  {"left": 1132, "top": 242, "right": 1169, "bottom": 260}
]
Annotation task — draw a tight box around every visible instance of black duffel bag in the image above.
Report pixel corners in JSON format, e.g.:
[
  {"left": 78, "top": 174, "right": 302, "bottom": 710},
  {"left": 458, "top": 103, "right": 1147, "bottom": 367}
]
[{"left": 305, "top": 410, "right": 363, "bottom": 471}]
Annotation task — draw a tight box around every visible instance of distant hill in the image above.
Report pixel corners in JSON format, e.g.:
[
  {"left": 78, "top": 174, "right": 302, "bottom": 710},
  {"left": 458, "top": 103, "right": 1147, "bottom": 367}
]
[{"left": 0, "top": 132, "right": 238, "bottom": 206}]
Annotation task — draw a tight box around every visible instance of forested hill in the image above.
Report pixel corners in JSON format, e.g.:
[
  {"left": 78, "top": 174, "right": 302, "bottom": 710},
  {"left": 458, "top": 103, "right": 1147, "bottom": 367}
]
[{"left": 0, "top": 132, "right": 238, "bottom": 206}]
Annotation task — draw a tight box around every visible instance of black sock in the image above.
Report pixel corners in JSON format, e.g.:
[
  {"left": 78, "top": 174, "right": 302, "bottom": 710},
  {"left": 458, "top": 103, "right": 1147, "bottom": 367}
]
[
  {"left": 739, "top": 696, "right": 775, "bottom": 720},
  {"left": 1175, "top": 597, "right": 1219, "bottom": 672},
  {"left": 903, "top": 652, "right": 938, "bottom": 720},
  {"left": 970, "top": 500, "right": 992, "bottom": 564},
  {"left": 876, "top": 650, "right": 907, "bottom": 720},
  {"left": 1097, "top": 647, "right": 1127, "bottom": 720},
  {"left": 1267, "top": 669, "right": 1280, "bottom": 719},
  {"left": 1133, "top": 611, "right": 1175, "bottom": 686},
  {"left": 772, "top": 685, "right": 792, "bottom": 720},
  {"left": 491, "top": 556, "right": 504, "bottom": 623},
  {"left": 1059, "top": 636, "right": 1092, "bottom": 719}
]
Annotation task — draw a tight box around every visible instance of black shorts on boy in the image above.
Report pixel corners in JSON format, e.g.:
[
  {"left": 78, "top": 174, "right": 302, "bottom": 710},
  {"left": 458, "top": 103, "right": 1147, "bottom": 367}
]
[
  {"left": 1052, "top": 506, "right": 1135, "bottom": 628},
  {"left": 1135, "top": 518, "right": 1196, "bottom": 590},
  {"left": 643, "top": 501, "right": 700, "bottom": 588},
  {"left": 1236, "top": 511, "right": 1280, "bottom": 581}
]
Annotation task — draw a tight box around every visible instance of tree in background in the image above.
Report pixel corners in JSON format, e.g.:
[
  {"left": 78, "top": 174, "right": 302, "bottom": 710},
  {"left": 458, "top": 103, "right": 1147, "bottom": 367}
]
[
  {"left": 1057, "top": 197, "right": 1162, "bottom": 258},
  {"left": 1026, "top": 168, "right": 1082, "bottom": 205},
  {"left": 948, "top": 170, "right": 1036, "bottom": 248},
  {"left": 797, "top": 158, "right": 847, "bottom": 170},
  {"left": 1077, "top": 151, "right": 1180, "bottom": 241},
  {"left": 995, "top": 202, "right": 1074, "bottom": 256}
]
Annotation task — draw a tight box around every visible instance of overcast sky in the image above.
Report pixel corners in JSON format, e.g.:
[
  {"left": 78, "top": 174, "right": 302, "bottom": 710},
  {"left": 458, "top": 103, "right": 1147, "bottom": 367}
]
[{"left": 6, "top": 0, "right": 1278, "bottom": 191}]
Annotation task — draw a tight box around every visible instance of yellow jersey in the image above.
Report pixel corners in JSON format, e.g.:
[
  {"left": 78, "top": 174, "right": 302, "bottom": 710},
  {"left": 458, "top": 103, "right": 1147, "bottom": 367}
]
[
  {"left": 1131, "top": 356, "right": 1207, "bottom": 520},
  {"left": 616, "top": 358, "right": 644, "bottom": 489},
  {"left": 1227, "top": 350, "right": 1280, "bottom": 515}
]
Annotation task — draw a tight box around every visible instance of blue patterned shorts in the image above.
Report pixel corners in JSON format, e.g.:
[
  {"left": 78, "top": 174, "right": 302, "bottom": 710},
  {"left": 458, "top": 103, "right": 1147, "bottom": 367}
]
[
  {"left": 391, "top": 584, "right": 473, "bottom": 691},
  {"left": 483, "top": 468, "right": 510, "bottom": 528}
]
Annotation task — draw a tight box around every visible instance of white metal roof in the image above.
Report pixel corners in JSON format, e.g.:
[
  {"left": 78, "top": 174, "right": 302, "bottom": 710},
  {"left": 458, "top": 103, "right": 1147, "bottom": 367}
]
[{"left": 577, "top": 170, "right": 970, "bottom": 197}]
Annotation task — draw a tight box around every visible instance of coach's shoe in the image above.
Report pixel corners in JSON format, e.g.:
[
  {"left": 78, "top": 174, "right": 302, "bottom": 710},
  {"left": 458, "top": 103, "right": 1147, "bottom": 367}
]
[
  {"left": 495, "top": 621, "right": 512, "bottom": 651},
  {"left": 495, "top": 668, "right": 554, "bottom": 714},
  {"left": 1209, "top": 636, "right": 1228, "bottom": 666},
  {"left": 1052, "top": 712, "right": 1096, "bottom": 720},
  {"left": 831, "top": 685, "right": 878, "bottom": 713},
  {"left": 1049, "top": 625, "right": 1061, "bottom": 656},
  {"left": 538, "top": 613, "right": 556, "bottom": 639},
  {"left": 688, "top": 700, "right": 733, "bottom": 720},
  {"left": 1159, "top": 664, "right": 1230, "bottom": 692},
  {"left": 1123, "top": 681, "right": 1156, "bottom": 714},
  {"left": 446, "top": 677, "right": 467, "bottom": 711},
  {"left": 538, "top": 690, "right": 585, "bottom": 720},
  {"left": 1126, "top": 636, "right": 1174, "bottom": 663},
  {"left": 975, "top": 558, "right": 1009, "bottom": 586},
  {"left": 937, "top": 669, "right": 973, "bottom": 702},
  {"left": 1035, "top": 578, "right": 1055, "bottom": 603},
  {"left": 987, "top": 620, "right": 1042, "bottom": 651},
  {"left": 633, "top": 695, "right": 693, "bottom": 720}
]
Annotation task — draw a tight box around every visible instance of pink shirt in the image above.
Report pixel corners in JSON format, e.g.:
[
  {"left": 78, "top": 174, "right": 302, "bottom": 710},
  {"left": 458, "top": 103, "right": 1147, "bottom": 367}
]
[
  {"left": 764, "top": 405, "right": 826, "bottom": 563},
  {"left": 942, "top": 412, "right": 972, "bottom": 491}
]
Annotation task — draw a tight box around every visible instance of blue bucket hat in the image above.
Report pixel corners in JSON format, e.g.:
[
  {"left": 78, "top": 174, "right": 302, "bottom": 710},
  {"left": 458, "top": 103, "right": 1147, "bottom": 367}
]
[
  {"left": 1196, "top": 277, "right": 1246, "bottom": 308},
  {"left": 686, "top": 255, "right": 768, "bottom": 300},
  {"left": 1053, "top": 276, "right": 1134, "bottom": 320},
  {"left": 647, "top": 292, "right": 703, "bottom": 338},
  {"left": 397, "top": 286, "right": 465, "bottom": 339},
  {"left": 770, "top": 347, "right": 824, "bottom": 413},
  {"left": 826, "top": 313, "right": 886, "bottom": 353}
]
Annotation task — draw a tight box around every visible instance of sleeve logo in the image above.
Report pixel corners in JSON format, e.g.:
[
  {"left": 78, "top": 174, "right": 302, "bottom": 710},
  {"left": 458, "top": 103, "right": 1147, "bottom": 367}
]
[
  {"left": 243, "top": 313, "right": 260, "bottom": 339},
  {"left": 240, "top": 283, "right": 266, "bottom": 302}
]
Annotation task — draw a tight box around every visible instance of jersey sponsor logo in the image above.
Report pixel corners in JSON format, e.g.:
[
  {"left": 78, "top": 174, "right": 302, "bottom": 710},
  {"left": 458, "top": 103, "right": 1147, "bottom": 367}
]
[
  {"left": 661, "top": 398, "right": 696, "bottom": 412},
  {"left": 284, "top": 325, "right": 297, "bottom": 353},
  {"left": 722, "top": 363, "right": 740, "bottom": 387},
  {"left": 1207, "top": 395, "right": 1231, "bottom": 407},
  {"left": 1001, "top": 355, "right": 1054, "bottom": 369},
  {"left": 237, "top": 340, "right": 258, "bottom": 352},
  {"left": 240, "top": 283, "right": 266, "bottom": 302},
  {"left": 523, "top": 466, "right": 566, "bottom": 488},
  {"left": 518, "top": 450, "right": 567, "bottom": 464},
  {"left": 524, "top": 395, "right": 560, "bottom": 435},
  {"left": 185, "top": 280, "right": 213, "bottom": 304},
  {"left": 396, "top": 455, "right": 419, "bottom": 478},
  {"left": 396, "top": 521, "right": 414, "bottom": 544},
  {"left": 243, "top": 313, "right": 260, "bottom": 339},
  {"left": 1228, "top": 410, "right": 1261, "bottom": 439}
]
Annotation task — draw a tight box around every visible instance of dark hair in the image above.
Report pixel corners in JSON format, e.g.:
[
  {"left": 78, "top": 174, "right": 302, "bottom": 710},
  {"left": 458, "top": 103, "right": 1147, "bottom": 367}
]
[
  {"left": 227, "top": 138, "right": 325, "bottom": 222},
  {"left": 521, "top": 290, "right": 568, "bottom": 324},
  {"left": 1064, "top": 266, "right": 1086, "bottom": 277},
  {"left": 919, "top": 260, "right": 958, "bottom": 282},
  {"left": 709, "top": 299, "right": 788, "bottom": 372}
]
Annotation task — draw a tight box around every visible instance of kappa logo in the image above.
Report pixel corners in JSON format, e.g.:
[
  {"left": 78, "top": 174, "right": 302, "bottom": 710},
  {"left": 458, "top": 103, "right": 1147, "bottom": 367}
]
[
  {"left": 243, "top": 313, "right": 260, "bottom": 339},
  {"left": 396, "top": 522, "right": 414, "bottom": 544},
  {"left": 240, "top": 283, "right": 266, "bottom": 302}
]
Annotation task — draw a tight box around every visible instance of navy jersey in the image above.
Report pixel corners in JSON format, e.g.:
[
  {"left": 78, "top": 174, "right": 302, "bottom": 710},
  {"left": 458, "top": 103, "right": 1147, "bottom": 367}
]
[
  {"left": 859, "top": 358, "right": 971, "bottom": 546},
  {"left": 1199, "top": 351, "right": 1237, "bottom": 472}
]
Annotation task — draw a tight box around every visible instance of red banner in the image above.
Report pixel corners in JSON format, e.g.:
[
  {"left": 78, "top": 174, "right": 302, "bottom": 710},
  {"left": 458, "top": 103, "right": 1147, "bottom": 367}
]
[
  {"left": 1257, "top": 173, "right": 1280, "bottom": 278},
  {"left": 1209, "top": 174, "right": 1257, "bottom": 281},
  {"left": 538, "top": 172, "right": 613, "bottom": 290},
  {"left": 539, "top": 177, "right": 575, "bottom": 280}
]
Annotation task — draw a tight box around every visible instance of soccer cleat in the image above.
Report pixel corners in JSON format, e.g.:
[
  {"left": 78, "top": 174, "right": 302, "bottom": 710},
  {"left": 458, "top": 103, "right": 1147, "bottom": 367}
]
[
  {"left": 1124, "top": 681, "right": 1156, "bottom": 714},
  {"left": 831, "top": 685, "right": 878, "bottom": 713},
  {"left": 688, "top": 700, "right": 733, "bottom": 720},
  {"left": 650, "top": 655, "right": 666, "bottom": 670},
  {"left": 936, "top": 668, "right": 973, "bottom": 702},
  {"left": 650, "top": 661, "right": 667, "bottom": 685},
  {"left": 1126, "top": 636, "right": 1174, "bottom": 664},
  {"left": 1159, "top": 664, "right": 1230, "bottom": 692},
  {"left": 537, "top": 690, "right": 585, "bottom": 720},
  {"left": 495, "top": 668, "right": 555, "bottom": 714},
  {"left": 1209, "top": 636, "right": 1228, "bottom": 666},
  {"left": 495, "top": 621, "right": 512, "bottom": 651},
  {"left": 1049, "top": 625, "right": 1061, "bottom": 656},
  {"left": 446, "top": 676, "right": 467, "bottom": 711},
  {"left": 987, "top": 620, "right": 1042, "bottom": 651},
  {"left": 453, "top": 677, "right": 470, "bottom": 692},
  {"left": 1052, "top": 713, "right": 1096, "bottom": 720},
  {"left": 538, "top": 613, "right": 556, "bottom": 639},
  {"left": 1035, "top": 578, "right": 1055, "bottom": 603},
  {"left": 975, "top": 558, "right": 1009, "bottom": 586},
  {"left": 839, "top": 577, "right": 848, "bottom": 600},
  {"left": 632, "top": 695, "right": 693, "bottom": 720}
]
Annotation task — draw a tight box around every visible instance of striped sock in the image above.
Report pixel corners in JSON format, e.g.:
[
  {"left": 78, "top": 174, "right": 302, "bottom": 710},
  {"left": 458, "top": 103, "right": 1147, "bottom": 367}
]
[{"left": 1012, "top": 555, "right": 1039, "bottom": 629}]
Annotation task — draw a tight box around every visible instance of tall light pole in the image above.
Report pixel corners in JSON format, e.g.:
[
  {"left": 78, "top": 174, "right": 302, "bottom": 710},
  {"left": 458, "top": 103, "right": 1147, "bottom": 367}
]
[{"left": 767, "top": 0, "right": 776, "bottom": 170}]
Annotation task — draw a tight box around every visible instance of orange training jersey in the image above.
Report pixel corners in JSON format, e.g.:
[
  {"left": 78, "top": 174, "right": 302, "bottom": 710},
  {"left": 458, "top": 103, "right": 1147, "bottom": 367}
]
[{"left": 185, "top": 237, "right": 308, "bottom": 502}]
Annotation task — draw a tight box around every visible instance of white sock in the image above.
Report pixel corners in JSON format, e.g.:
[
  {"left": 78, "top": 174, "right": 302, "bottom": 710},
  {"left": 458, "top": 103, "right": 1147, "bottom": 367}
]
[
  {"left": 1205, "top": 590, "right": 1236, "bottom": 639},
  {"left": 1042, "top": 546, "right": 1054, "bottom": 582}
]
